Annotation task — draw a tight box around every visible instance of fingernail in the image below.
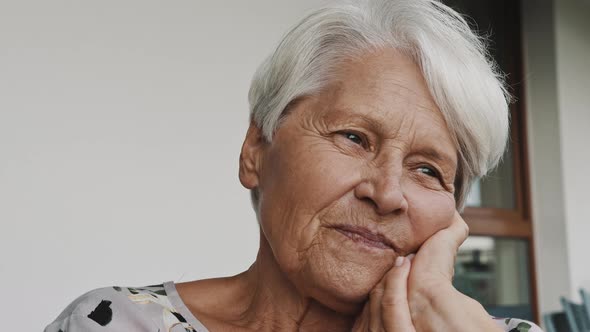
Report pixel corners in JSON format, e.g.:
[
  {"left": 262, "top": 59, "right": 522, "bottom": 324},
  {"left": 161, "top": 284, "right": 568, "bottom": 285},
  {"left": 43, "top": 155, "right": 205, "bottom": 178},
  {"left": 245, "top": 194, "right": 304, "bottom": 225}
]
[
  {"left": 395, "top": 256, "right": 404, "bottom": 267},
  {"left": 407, "top": 254, "right": 416, "bottom": 262}
]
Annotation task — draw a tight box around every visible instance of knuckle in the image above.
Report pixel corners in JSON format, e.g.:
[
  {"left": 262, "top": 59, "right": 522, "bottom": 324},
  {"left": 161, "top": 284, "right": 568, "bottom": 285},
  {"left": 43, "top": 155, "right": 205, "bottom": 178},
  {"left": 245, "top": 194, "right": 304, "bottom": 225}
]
[
  {"left": 380, "top": 293, "right": 404, "bottom": 308},
  {"left": 370, "top": 286, "right": 385, "bottom": 297},
  {"left": 461, "top": 221, "right": 470, "bottom": 236}
]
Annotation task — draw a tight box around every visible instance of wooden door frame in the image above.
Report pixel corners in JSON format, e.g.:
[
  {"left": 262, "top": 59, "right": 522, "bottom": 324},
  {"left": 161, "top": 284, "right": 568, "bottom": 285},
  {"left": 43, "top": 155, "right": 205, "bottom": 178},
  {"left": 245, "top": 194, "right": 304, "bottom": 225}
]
[{"left": 453, "top": 0, "right": 539, "bottom": 323}]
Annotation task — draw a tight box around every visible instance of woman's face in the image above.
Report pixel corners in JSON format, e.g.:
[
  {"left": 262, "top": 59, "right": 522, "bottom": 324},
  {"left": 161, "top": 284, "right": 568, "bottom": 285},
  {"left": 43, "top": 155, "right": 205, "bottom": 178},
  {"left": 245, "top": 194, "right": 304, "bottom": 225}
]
[{"left": 240, "top": 49, "right": 458, "bottom": 313}]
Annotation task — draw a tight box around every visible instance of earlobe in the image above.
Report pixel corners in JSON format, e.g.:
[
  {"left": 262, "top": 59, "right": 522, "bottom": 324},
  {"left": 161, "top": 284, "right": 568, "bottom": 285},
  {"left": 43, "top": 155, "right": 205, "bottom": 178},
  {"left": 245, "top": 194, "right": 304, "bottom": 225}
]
[{"left": 239, "top": 122, "right": 266, "bottom": 190}]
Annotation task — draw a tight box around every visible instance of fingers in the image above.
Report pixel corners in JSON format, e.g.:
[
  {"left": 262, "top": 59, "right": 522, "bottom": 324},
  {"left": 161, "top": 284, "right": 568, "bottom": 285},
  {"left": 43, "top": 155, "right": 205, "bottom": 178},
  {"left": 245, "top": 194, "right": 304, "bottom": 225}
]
[
  {"left": 353, "top": 256, "right": 417, "bottom": 332},
  {"left": 415, "top": 211, "right": 469, "bottom": 281},
  {"left": 439, "top": 212, "right": 469, "bottom": 273},
  {"left": 381, "top": 256, "right": 416, "bottom": 332},
  {"left": 368, "top": 275, "right": 385, "bottom": 331},
  {"left": 448, "top": 211, "right": 470, "bottom": 249}
]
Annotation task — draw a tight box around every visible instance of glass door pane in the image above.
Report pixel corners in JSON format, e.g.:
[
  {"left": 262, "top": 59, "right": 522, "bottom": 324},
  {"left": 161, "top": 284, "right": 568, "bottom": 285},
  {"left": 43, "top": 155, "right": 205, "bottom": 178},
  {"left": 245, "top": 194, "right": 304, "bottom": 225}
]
[
  {"left": 465, "top": 145, "right": 516, "bottom": 209},
  {"left": 453, "top": 236, "right": 533, "bottom": 320}
]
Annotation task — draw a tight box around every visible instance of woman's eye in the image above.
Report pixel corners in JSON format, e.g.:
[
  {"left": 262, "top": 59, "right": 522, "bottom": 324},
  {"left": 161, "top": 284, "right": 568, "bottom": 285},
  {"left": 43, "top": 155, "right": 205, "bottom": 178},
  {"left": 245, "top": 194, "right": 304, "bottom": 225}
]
[
  {"left": 343, "top": 132, "right": 363, "bottom": 145},
  {"left": 417, "top": 166, "right": 438, "bottom": 178}
]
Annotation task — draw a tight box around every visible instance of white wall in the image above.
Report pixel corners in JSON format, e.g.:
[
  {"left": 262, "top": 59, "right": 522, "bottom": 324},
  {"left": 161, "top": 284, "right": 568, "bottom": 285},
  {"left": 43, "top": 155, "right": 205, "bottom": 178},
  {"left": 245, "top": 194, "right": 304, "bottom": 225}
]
[
  {"left": 554, "top": 0, "right": 590, "bottom": 298},
  {"left": 521, "top": 0, "right": 572, "bottom": 315},
  {"left": 0, "top": 1, "right": 322, "bottom": 330},
  {"left": 523, "top": 0, "right": 590, "bottom": 316}
]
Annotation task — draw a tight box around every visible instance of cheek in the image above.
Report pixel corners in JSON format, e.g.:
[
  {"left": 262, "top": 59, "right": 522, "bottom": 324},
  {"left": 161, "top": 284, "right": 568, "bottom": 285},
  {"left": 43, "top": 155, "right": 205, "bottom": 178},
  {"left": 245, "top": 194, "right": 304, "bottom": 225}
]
[
  {"left": 261, "top": 139, "right": 363, "bottom": 224},
  {"left": 257, "top": 140, "right": 364, "bottom": 269},
  {"left": 405, "top": 185, "right": 456, "bottom": 242}
]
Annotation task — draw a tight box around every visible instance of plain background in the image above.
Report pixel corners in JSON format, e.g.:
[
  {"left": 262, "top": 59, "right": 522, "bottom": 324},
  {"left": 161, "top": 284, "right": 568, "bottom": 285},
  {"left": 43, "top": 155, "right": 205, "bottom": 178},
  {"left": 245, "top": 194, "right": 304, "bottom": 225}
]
[{"left": 0, "top": 0, "right": 324, "bottom": 330}]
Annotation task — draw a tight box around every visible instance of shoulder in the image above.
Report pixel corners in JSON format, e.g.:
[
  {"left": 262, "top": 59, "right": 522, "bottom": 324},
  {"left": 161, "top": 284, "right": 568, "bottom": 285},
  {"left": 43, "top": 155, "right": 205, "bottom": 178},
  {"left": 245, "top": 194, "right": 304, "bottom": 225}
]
[
  {"left": 45, "top": 283, "right": 197, "bottom": 332},
  {"left": 493, "top": 317, "right": 544, "bottom": 331}
]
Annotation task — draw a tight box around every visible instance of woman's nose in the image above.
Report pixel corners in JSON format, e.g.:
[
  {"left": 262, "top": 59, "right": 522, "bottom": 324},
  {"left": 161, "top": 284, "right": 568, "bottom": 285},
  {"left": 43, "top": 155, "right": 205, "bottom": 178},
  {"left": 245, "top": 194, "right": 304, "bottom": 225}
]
[{"left": 353, "top": 167, "right": 409, "bottom": 216}]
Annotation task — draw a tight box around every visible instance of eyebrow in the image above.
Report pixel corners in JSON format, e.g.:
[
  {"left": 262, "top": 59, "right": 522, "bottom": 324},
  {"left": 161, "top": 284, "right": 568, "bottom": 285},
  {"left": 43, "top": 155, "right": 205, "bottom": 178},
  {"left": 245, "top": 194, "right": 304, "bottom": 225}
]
[
  {"left": 325, "top": 107, "right": 388, "bottom": 133},
  {"left": 415, "top": 148, "right": 458, "bottom": 170},
  {"left": 326, "top": 107, "right": 458, "bottom": 169}
]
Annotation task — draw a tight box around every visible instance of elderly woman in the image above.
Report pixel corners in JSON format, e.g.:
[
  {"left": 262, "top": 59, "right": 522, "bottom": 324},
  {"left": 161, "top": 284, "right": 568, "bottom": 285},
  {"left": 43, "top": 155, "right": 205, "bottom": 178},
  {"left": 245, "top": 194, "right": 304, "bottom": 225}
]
[{"left": 46, "top": 0, "right": 542, "bottom": 331}]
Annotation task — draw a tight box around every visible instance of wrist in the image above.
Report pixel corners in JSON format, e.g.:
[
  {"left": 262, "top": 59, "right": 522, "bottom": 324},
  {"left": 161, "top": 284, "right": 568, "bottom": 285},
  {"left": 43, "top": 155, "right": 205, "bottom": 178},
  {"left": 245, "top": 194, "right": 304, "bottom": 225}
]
[
  {"left": 409, "top": 281, "right": 455, "bottom": 329},
  {"left": 409, "top": 283, "right": 502, "bottom": 332}
]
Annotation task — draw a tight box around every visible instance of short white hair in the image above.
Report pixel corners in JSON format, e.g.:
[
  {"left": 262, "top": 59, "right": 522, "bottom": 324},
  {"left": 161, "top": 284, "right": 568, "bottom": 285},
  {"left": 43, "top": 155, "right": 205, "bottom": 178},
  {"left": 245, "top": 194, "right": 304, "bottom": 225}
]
[{"left": 248, "top": 0, "right": 510, "bottom": 210}]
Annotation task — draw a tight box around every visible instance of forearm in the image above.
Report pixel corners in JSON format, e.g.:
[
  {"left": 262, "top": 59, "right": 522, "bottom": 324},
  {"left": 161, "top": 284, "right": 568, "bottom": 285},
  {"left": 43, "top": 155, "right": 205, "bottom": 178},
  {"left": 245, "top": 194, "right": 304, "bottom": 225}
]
[{"left": 409, "top": 284, "right": 502, "bottom": 332}]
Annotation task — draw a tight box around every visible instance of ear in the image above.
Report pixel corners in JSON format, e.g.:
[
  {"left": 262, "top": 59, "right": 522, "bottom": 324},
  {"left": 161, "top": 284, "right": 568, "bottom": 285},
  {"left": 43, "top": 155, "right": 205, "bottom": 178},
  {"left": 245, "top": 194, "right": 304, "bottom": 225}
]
[{"left": 239, "top": 122, "right": 267, "bottom": 190}]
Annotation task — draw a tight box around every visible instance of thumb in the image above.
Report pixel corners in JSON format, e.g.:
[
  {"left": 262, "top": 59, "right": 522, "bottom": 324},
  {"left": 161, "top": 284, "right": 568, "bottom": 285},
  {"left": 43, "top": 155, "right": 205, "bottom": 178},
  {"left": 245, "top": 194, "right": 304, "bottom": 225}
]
[
  {"left": 381, "top": 256, "right": 416, "bottom": 331},
  {"left": 416, "top": 211, "right": 469, "bottom": 281}
]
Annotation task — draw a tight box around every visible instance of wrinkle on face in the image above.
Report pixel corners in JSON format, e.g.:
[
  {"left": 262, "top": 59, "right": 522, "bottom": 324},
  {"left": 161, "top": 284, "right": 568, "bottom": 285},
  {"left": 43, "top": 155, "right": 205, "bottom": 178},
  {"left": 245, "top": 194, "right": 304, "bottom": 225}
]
[
  {"left": 319, "top": 199, "right": 413, "bottom": 255},
  {"left": 253, "top": 48, "right": 459, "bottom": 314}
]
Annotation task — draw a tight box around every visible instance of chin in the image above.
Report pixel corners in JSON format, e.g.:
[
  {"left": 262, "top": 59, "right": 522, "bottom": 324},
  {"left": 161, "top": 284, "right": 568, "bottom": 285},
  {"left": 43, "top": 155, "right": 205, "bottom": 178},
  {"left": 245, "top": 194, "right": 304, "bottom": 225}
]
[{"left": 303, "top": 262, "right": 388, "bottom": 314}]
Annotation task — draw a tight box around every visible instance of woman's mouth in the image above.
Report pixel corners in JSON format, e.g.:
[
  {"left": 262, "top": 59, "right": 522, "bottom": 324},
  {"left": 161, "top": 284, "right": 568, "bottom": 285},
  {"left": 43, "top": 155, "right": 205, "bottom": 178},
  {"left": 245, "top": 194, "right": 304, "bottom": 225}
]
[{"left": 331, "top": 225, "right": 396, "bottom": 251}]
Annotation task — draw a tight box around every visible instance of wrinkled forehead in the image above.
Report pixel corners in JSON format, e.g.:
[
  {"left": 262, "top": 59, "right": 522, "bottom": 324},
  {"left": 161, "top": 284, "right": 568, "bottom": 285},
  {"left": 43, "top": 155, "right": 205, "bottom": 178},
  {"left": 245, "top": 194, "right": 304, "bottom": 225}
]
[
  {"left": 303, "top": 49, "right": 457, "bottom": 158},
  {"left": 332, "top": 49, "right": 439, "bottom": 112}
]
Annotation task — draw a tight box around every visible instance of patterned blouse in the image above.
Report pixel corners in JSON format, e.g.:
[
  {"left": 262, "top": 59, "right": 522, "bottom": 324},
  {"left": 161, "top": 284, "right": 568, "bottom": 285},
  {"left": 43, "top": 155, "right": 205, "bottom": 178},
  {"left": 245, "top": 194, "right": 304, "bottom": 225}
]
[{"left": 44, "top": 282, "right": 543, "bottom": 331}]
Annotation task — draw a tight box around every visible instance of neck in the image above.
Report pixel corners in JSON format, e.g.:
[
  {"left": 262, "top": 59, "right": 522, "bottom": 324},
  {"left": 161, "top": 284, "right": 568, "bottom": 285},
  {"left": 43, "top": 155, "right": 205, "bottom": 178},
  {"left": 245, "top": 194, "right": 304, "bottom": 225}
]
[{"left": 231, "top": 232, "right": 357, "bottom": 331}]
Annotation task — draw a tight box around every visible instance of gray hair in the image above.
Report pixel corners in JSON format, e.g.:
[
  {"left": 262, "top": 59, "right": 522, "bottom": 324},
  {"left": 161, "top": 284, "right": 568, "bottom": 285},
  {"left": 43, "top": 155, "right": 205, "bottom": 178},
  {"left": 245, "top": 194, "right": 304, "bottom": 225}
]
[{"left": 248, "top": 0, "right": 510, "bottom": 210}]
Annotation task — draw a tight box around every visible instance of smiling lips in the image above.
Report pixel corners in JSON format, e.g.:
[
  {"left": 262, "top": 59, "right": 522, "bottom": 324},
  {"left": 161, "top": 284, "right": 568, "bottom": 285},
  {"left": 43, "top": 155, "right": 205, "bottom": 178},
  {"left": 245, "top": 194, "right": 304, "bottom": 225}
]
[{"left": 332, "top": 225, "right": 396, "bottom": 251}]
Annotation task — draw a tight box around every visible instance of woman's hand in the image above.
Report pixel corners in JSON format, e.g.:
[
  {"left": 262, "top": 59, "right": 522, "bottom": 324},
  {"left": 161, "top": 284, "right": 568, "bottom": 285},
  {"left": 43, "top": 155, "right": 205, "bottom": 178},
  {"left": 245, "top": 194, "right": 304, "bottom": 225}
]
[
  {"left": 353, "top": 212, "right": 502, "bottom": 332},
  {"left": 352, "top": 256, "right": 416, "bottom": 331},
  {"left": 407, "top": 210, "right": 469, "bottom": 306},
  {"left": 406, "top": 211, "right": 502, "bottom": 332}
]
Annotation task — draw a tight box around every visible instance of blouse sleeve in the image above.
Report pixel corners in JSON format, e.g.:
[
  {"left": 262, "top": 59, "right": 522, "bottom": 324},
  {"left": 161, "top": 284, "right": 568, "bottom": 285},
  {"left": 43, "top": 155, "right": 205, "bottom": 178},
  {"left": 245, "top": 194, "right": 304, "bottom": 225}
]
[
  {"left": 493, "top": 317, "right": 544, "bottom": 331},
  {"left": 44, "top": 287, "right": 158, "bottom": 332}
]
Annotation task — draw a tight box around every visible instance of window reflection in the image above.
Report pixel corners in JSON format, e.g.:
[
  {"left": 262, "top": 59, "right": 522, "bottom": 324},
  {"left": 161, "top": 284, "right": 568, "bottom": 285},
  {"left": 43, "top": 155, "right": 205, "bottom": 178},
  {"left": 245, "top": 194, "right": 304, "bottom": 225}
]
[
  {"left": 465, "top": 142, "right": 516, "bottom": 209},
  {"left": 453, "top": 236, "right": 532, "bottom": 320}
]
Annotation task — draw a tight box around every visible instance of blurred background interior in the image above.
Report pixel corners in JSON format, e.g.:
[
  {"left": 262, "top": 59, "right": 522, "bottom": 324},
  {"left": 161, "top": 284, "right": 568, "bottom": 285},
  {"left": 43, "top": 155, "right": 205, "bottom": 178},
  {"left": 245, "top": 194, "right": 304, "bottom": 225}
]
[{"left": 444, "top": 0, "right": 588, "bottom": 327}]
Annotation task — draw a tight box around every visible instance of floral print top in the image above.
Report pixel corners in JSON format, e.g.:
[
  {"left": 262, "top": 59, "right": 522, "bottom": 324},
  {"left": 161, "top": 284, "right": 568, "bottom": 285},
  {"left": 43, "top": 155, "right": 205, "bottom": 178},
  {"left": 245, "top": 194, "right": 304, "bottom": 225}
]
[
  {"left": 45, "top": 282, "right": 543, "bottom": 331},
  {"left": 45, "top": 283, "right": 208, "bottom": 332}
]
